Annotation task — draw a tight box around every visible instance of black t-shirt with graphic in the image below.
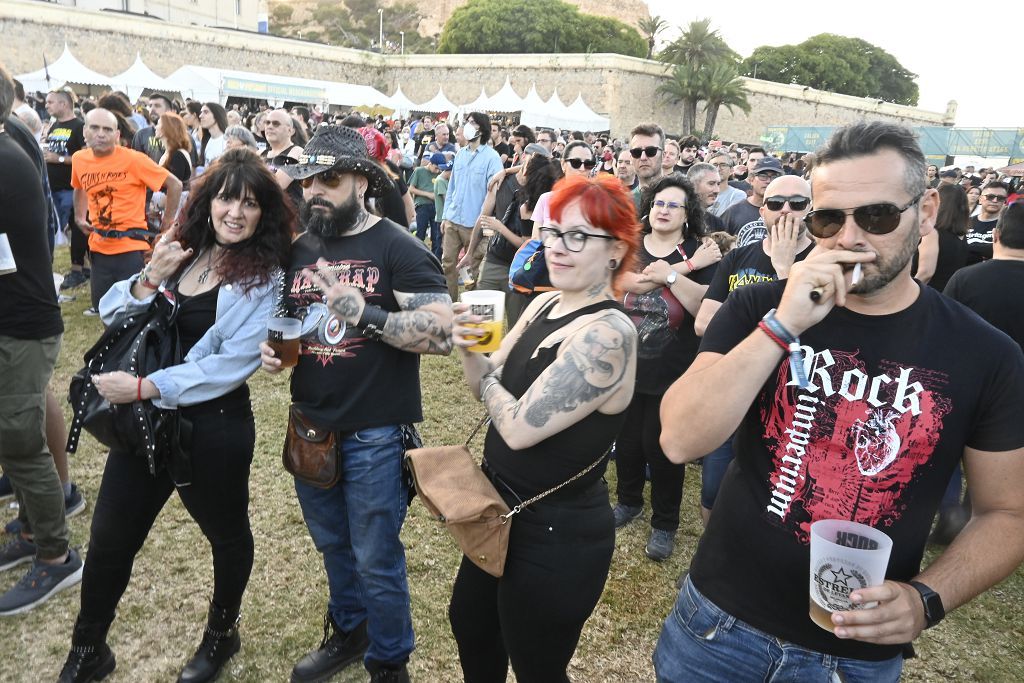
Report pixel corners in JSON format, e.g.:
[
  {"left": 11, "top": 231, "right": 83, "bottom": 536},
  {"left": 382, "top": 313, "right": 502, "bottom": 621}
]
[
  {"left": 131, "top": 126, "right": 165, "bottom": 165},
  {"left": 965, "top": 215, "right": 998, "bottom": 264},
  {"left": 705, "top": 241, "right": 814, "bottom": 303},
  {"left": 691, "top": 280, "right": 1024, "bottom": 661},
  {"left": 45, "top": 116, "right": 85, "bottom": 191},
  {"left": 944, "top": 259, "right": 1024, "bottom": 351},
  {"left": 286, "top": 219, "right": 447, "bottom": 431},
  {"left": 623, "top": 237, "right": 717, "bottom": 394},
  {"left": 720, "top": 199, "right": 765, "bottom": 247}
]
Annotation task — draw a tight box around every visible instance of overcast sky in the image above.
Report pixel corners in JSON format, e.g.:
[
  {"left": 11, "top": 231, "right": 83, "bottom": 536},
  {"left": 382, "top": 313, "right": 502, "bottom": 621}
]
[{"left": 644, "top": 1, "right": 1021, "bottom": 129}]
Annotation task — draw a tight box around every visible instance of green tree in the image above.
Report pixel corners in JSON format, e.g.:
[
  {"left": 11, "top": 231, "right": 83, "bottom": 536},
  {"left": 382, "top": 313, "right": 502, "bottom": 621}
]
[
  {"left": 657, "top": 62, "right": 703, "bottom": 136},
  {"left": 700, "top": 62, "right": 750, "bottom": 140},
  {"left": 637, "top": 14, "right": 668, "bottom": 59},
  {"left": 438, "top": 0, "right": 645, "bottom": 57},
  {"left": 659, "top": 18, "right": 738, "bottom": 67},
  {"left": 741, "top": 34, "right": 919, "bottom": 105},
  {"left": 271, "top": 3, "right": 294, "bottom": 25}
]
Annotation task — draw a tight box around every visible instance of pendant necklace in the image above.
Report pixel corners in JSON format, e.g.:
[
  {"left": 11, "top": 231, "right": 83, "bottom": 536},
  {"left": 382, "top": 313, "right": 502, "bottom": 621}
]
[{"left": 197, "top": 249, "right": 223, "bottom": 284}]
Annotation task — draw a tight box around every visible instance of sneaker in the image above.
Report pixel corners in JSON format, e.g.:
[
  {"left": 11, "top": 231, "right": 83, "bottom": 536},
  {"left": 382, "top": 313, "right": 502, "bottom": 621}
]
[
  {"left": 611, "top": 503, "right": 643, "bottom": 529},
  {"left": 83, "top": 307, "right": 99, "bottom": 317},
  {"left": 0, "top": 535, "right": 36, "bottom": 572},
  {"left": 370, "top": 664, "right": 411, "bottom": 683},
  {"left": 645, "top": 529, "right": 676, "bottom": 562},
  {"left": 60, "top": 270, "right": 89, "bottom": 290},
  {"left": 4, "top": 484, "right": 85, "bottom": 537},
  {"left": 0, "top": 548, "right": 83, "bottom": 615},
  {"left": 57, "top": 294, "right": 77, "bottom": 304},
  {"left": 291, "top": 615, "right": 368, "bottom": 682},
  {"left": 0, "top": 474, "right": 11, "bottom": 502}
]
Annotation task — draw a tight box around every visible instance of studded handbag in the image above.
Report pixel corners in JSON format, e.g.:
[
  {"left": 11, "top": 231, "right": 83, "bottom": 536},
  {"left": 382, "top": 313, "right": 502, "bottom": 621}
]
[{"left": 66, "top": 288, "right": 188, "bottom": 482}]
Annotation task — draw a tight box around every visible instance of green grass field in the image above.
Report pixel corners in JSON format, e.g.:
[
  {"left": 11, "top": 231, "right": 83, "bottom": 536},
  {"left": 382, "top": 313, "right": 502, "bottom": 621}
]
[{"left": 1, "top": 247, "right": 1021, "bottom": 682}]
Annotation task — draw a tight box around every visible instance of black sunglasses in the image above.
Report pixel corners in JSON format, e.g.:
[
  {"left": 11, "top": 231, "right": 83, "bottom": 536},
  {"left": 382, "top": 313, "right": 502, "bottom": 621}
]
[
  {"left": 764, "top": 196, "right": 811, "bottom": 212},
  {"left": 629, "top": 146, "right": 662, "bottom": 159},
  {"left": 982, "top": 193, "right": 1007, "bottom": 203},
  {"left": 804, "top": 193, "right": 924, "bottom": 238},
  {"left": 565, "top": 158, "right": 597, "bottom": 170}
]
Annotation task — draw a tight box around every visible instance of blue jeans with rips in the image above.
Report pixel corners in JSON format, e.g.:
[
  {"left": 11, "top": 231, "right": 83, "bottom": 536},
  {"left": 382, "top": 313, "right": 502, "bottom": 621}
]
[
  {"left": 654, "top": 575, "right": 903, "bottom": 683},
  {"left": 294, "top": 424, "right": 414, "bottom": 668}
]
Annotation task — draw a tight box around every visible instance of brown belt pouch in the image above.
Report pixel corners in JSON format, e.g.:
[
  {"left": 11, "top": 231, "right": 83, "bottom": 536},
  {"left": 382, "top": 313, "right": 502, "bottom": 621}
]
[{"left": 282, "top": 405, "right": 339, "bottom": 488}]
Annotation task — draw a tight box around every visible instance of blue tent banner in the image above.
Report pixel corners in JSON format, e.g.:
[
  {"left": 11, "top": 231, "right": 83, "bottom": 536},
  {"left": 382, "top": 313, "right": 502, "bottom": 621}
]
[{"left": 764, "top": 126, "right": 1021, "bottom": 160}]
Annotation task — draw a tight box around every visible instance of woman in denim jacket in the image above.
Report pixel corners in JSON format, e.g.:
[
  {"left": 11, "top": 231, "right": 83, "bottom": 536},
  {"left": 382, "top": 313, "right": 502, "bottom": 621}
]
[{"left": 58, "top": 148, "right": 294, "bottom": 683}]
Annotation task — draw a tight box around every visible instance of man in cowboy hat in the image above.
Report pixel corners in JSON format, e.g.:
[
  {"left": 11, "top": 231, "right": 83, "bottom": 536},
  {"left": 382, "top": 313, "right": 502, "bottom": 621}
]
[{"left": 262, "top": 125, "right": 452, "bottom": 683}]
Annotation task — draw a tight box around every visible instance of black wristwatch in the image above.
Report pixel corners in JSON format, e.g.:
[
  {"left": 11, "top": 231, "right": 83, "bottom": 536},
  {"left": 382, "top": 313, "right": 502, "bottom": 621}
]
[{"left": 908, "top": 581, "right": 945, "bottom": 629}]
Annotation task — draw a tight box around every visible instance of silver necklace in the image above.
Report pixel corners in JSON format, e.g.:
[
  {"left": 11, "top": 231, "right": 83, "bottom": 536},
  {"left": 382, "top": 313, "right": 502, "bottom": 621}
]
[{"left": 196, "top": 249, "right": 224, "bottom": 284}]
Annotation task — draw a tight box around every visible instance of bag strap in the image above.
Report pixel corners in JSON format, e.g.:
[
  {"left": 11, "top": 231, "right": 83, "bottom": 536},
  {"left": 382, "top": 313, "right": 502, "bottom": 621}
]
[
  {"left": 465, "top": 414, "right": 490, "bottom": 447},
  {"left": 500, "top": 444, "right": 612, "bottom": 523}
]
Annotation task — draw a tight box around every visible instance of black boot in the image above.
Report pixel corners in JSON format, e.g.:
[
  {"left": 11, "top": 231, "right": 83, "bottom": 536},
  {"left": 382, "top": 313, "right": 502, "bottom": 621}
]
[
  {"left": 291, "top": 613, "right": 369, "bottom": 683},
  {"left": 177, "top": 601, "right": 241, "bottom": 683},
  {"left": 369, "top": 663, "right": 411, "bottom": 683},
  {"left": 57, "top": 619, "right": 116, "bottom": 683}
]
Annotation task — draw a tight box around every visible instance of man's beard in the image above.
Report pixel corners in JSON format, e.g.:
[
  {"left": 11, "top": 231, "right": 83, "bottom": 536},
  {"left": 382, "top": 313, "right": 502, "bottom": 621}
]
[
  {"left": 301, "top": 191, "right": 365, "bottom": 237},
  {"left": 848, "top": 218, "right": 920, "bottom": 295}
]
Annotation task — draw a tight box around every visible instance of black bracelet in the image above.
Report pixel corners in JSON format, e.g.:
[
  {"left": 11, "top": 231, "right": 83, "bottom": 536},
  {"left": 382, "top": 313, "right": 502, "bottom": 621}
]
[{"left": 357, "top": 304, "right": 390, "bottom": 341}]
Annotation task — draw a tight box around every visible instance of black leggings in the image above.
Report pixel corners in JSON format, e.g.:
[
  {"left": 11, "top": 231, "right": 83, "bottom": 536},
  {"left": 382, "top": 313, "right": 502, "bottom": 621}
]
[
  {"left": 77, "top": 395, "right": 256, "bottom": 628},
  {"left": 614, "top": 392, "right": 686, "bottom": 531},
  {"left": 449, "top": 482, "right": 614, "bottom": 683}
]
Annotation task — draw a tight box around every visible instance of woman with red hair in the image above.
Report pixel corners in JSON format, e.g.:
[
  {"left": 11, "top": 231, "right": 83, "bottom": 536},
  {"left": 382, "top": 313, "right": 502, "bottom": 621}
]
[{"left": 448, "top": 173, "right": 640, "bottom": 683}]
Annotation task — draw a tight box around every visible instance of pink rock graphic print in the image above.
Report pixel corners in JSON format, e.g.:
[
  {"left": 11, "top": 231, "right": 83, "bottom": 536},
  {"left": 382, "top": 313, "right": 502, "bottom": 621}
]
[{"left": 761, "top": 346, "right": 951, "bottom": 544}]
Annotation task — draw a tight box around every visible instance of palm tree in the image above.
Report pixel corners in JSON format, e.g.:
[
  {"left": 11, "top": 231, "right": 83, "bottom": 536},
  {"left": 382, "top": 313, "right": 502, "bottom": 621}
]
[
  {"left": 659, "top": 18, "right": 738, "bottom": 67},
  {"left": 657, "top": 62, "right": 703, "bottom": 136},
  {"left": 637, "top": 15, "right": 668, "bottom": 60},
  {"left": 701, "top": 62, "right": 751, "bottom": 141}
]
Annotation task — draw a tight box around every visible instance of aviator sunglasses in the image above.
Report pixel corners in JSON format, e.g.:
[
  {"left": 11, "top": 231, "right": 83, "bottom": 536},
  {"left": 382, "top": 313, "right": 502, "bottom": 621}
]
[
  {"left": 804, "top": 192, "right": 924, "bottom": 239},
  {"left": 299, "top": 170, "right": 345, "bottom": 189},
  {"left": 565, "top": 158, "right": 597, "bottom": 170},
  {"left": 764, "top": 196, "right": 810, "bottom": 212}
]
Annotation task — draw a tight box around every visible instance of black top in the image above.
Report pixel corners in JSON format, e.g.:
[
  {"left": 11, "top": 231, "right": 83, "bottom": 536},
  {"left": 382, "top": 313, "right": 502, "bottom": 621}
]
[
  {"left": 376, "top": 160, "right": 409, "bottom": 228},
  {"left": 623, "top": 237, "right": 716, "bottom": 394},
  {"left": 944, "top": 259, "right": 1024, "bottom": 351},
  {"left": 166, "top": 149, "right": 192, "bottom": 189},
  {"left": 45, "top": 116, "right": 85, "bottom": 191},
  {"left": 923, "top": 230, "right": 967, "bottom": 291},
  {"left": 965, "top": 215, "right": 998, "bottom": 264},
  {"left": 286, "top": 219, "right": 447, "bottom": 431},
  {"left": 0, "top": 133, "right": 63, "bottom": 340},
  {"left": 693, "top": 280, "right": 1024, "bottom": 661},
  {"left": 176, "top": 286, "right": 219, "bottom": 355},
  {"left": 705, "top": 240, "right": 814, "bottom": 303},
  {"left": 131, "top": 126, "right": 165, "bottom": 165},
  {"left": 486, "top": 174, "right": 528, "bottom": 265},
  {"left": 485, "top": 297, "right": 628, "bottom": 499},
  {"left": 263, "top": 144, "right": 304, "bottom": 210},
  {"left": 720, "top": 200, "right": 765, "bottom": 247}
]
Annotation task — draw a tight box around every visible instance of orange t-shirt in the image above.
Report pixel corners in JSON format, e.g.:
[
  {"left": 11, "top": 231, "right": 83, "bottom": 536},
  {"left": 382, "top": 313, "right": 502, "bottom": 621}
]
[{"left": 71, "top": 146, "right": 170, "bottom": 255}]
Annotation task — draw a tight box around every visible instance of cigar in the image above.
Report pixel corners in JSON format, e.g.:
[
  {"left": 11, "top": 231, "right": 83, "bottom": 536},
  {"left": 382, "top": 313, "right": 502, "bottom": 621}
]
[{"left": 809, "top": 263, "right": 862, "bottom": 302}]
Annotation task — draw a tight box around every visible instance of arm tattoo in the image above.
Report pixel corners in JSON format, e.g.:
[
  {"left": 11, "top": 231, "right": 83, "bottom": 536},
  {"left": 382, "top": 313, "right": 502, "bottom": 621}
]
[
  {"left": 330, "top": 292, "right": 362, "bottom": 321},
  {"left": 381, "top": 308, "right": 453, "bottom": 354},
  {"left": 401, "top": 292, "right": 452, "bottom": 310},
  {"left": 522, "top": 314, "right": 634, "bottom": 428}
]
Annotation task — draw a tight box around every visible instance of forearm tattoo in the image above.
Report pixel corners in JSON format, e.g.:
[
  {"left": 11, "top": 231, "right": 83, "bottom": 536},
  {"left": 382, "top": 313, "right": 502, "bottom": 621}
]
[
  {"left": 522, "top": 314, "right": 634, "bottom": 428},
  {"left": 402, "top": 292, "right": 452, "bottom": 310},
  {"left": 381, "top": 292, "right": 454, "bottom": 354}
]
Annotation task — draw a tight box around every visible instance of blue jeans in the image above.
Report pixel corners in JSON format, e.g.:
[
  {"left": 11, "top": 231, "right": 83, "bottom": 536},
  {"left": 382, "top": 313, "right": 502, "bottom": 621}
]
[
  {"left": 294, "top": 424, "right": 414, "bottom": 667},
  {"left": 414, "top": 203, "right": 441, "bottom": 260},
  {"left": 700, "top": 438, "right": 734, "bottom": 510},
  {"left": 654, "top": 575, "right": 903, "bottom": 683}
]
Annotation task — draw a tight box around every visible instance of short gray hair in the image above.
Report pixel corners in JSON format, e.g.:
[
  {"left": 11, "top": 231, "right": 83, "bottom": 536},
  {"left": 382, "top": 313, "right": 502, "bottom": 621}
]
[
  {"left": 816, "top": 121, "right": 926, "bottom": 197},
  {"left": 687, "top": 162, "right": 718, "bottom": 183},
  {"left": 224, "top": 125, "right": 258, "bottom": 150},
  {"left": 0, "top": 64, "right": 15, "bottom": 121}
]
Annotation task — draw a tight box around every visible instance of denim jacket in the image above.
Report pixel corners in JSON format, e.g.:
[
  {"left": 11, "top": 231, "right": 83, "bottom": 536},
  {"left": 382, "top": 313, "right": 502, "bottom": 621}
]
[{"left": 99, "top": 271, "right": 280, "bottom": 410}]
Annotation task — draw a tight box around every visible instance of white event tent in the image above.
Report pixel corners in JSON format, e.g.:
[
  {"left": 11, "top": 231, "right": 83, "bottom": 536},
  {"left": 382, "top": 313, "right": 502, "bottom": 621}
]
[
  {"left": 385, "top": 86, "right": 417, "bottom": 117},
  {"left": 16, "top": 44, "right": 112, "bottom": 92},
  {"left": 460, "top": 87, "right": 492, "bottom": 114},
  {"left": 566, "top": 94, "right": 610, "bottom": 132},
  {"left": 484, "top": 77, "right": 525, "bottom": 113},
  {"left": 109, "top": 54, "right": 181, "bottom": 102},
  {"left": 413, "top": 87, "right": 458, "bottom": 114}
]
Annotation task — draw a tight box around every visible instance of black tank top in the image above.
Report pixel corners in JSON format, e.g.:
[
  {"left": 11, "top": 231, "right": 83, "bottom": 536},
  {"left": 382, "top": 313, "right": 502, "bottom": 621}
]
[{"left": 484, "top": 296, "right": 629, "bottom": 499}]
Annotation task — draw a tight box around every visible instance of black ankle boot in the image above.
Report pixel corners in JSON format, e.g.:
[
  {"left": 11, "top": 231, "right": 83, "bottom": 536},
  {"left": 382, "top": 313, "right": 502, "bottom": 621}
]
[
  {"left": 57, "top": 620, "right": 116, "bottom": 683},
  {"left": 177, "top": 601, "right": 241, "bottom": 683},
  {"left": 291, "top": 613, "right": 369, "bottom": 683}
]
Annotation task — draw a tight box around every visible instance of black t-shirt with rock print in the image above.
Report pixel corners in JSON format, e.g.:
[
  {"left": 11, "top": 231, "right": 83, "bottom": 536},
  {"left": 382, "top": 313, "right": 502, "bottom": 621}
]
[
  {"left": 720, "top": 199, "right": 765, "bottom": 247},
  {"left": 285, "top": 218, "right": 447, "bottom": 431},
  {"left": 690, "top": 280, "right": 1024, "bottom": 661},
  {"left": 965, "top": 215, "right": 999, "bottom": 264},
  {"left": 705, "top": 241, "right": 815, "bottom": 303},
  {"left": 45, "top": 116, "right": 85, "bottom": 191}
]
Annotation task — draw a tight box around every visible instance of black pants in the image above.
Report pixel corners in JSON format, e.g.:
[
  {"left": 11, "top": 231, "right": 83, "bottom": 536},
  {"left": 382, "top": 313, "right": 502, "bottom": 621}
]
[
  {"left": 614, "top": 392, "right": 686, "bottom": 531},
  {"left": 77, "top": 393, "right": 256, "bottom": 629},
  {"left": 90, "top": 250, "right": 144, "bottom": 309},
  {"left": 449, "top": 482, "right": 614, "bottom": 683},
  {"left": 70, "top": 221, "right": 89, "bottom": 268}
]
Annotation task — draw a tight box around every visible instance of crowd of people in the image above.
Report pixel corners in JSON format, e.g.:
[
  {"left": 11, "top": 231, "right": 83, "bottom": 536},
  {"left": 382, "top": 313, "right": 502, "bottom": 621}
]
[{"left": 2, "top": 60, "right": 1024, "bottom": 683}]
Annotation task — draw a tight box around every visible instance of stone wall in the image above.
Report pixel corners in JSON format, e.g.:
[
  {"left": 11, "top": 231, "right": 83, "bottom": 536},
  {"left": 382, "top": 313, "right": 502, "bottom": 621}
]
[{"left": 0, "top": 1, "right": 953, "bottom": 143}]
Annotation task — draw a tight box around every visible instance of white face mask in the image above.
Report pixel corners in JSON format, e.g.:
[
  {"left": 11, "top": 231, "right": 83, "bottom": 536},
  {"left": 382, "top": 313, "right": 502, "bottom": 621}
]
[{"left": 463, "top": 122, "right": 479, "bottom": 141}]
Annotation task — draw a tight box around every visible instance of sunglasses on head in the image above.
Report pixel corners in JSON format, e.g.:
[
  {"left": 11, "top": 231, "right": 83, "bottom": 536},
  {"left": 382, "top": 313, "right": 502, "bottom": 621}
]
[
  {"left": 803, "top": 192, "right": 924, "bottom": 238},
  {"left": 565, "top": 158, "right": 597, "bottom": 170},
  {"left": 982, "top": 193, "right": 1007, "bottom": 203},
  {"left": 299, "top": 169, "right": 345, "bottom": 189},
  {"left": 629, "top": 146, "right": 662, "bottom": 159},
  {"left": 764, "top": 196, "right": 810, "bottom": 212}
]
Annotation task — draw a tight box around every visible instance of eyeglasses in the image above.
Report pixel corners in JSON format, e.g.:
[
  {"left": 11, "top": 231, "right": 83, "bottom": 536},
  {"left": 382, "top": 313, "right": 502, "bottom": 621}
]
[
  {"left": 565, "top": 158, "right": 597, "bottom": 170},
  {"left": 712, "top": 161, "right": 733, "bottom": 169},
  {"left": 299, "top": 170, "right": 345, "bottom": 189},
  {"left": 764, "top": 196, "right": 811, "bottom": 212},
  {"left": 804, "top": 192, "right": 924, "bottom": 238},
  {"left": 629, "top": 146, "right": 662, "bottom": 159},
  {"left": 982, "top": 194, "right": 1007, "bottom": 203},
  {"left": 753, "top": 172, "right": 781, "bottom": 181},
  {"left": 539, "top": 227, "right": 616, "bottom": 252},
  {"left": 652, "top": 200, "right": 685, "bottom": 211}
]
